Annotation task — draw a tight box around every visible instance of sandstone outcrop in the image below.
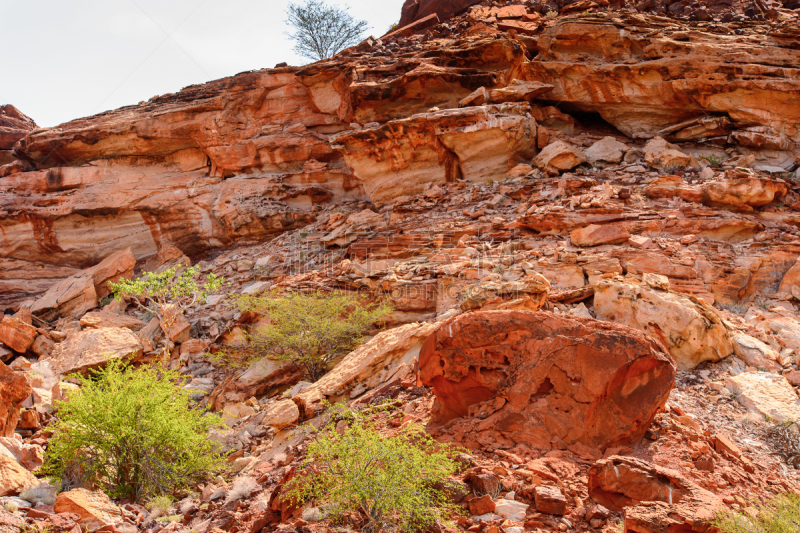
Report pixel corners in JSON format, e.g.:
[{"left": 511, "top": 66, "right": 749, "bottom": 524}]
[
  {"left": 0, "top": 362, "right": 31, "bottom": 437},
  {"left": 525, "top": 15, "right": 800, "bottom": 145},
  {"left": 594, "top": 277, "right": 732, "bottom": 370},
  {"left": 418, "top": 311, "right": 676, "bottom": 451},
  {"left": 336, "top": 105, "right": 537, "bottom": 206}
]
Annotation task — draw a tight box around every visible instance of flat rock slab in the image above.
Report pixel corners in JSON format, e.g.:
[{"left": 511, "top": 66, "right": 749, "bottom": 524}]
[
  {"left": 727, "top": 372, "right": 800, "bottom": 422},
  {"left": 50, "top": 327, "right": 142, "bottom": 377}
]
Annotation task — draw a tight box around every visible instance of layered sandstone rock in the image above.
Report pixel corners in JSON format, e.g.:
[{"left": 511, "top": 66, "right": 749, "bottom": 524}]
[
  {"left": 0, "top": 105, "right": 36, "bottom": 154},
  {"left": 336, "top": 105, "right": 537, "bottom": 206},
  {"left": 524, "top": 14, "right": 800, "bottom": 146},
  {"left": 418, "top": 311, "right": 676, "bottom": 451}
]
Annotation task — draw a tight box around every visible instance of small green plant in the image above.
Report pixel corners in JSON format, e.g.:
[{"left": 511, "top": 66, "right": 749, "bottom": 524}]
[
  {"left": 712, "top": 493, "right": 800, "bottom": 533},
  {"left": 41, "top": 360, "right": 224, "bottom": 501},
  {"left": 546, "top": 10, "right": 558, "bottom": 19},
  {"left": 3, "top": 503, "right": 18, "bottom": 513},
  {"left": 699, "top": 153, "right": 725, "bottom": 167},
  {"left": 299, "top": 230, "right": 309, "bottom": 239},
  {"left": 218, "top": 291, "right": 392, "bottom": 382},
  {"left": 109, "top": 266, "right": 225, "bottom": 355},
  {"left": 286, "top": 416, "right": 462, "bottom": 533},
  {"left": 146, "top": 494, "right": 174, "bottom": 516}
]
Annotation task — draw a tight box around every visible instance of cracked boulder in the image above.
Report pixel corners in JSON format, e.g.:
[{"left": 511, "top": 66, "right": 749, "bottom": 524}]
[{"left": 418, "top": 311, "right": 675, "bottom": 451}]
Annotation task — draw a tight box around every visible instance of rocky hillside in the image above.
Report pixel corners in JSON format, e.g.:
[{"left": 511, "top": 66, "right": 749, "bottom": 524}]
[{"left": 1, "top": 0, "right": 800, "bottom": 532}]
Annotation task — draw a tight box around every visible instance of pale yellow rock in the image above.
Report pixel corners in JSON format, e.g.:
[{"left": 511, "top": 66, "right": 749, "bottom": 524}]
[
  {"left": 50, "top": 327, "right": 143, "bottom": 376},
  {"left": 54, "top": 488, "right": 124, "bottom": 531},
  {"left": 593, "top": 278, "right": 732, "bottom": 370},
  {"left": 79, "top": 310, "right": 145, "bottom": 331},
  {"left": 532, "top": 140, "right": 586, "bottom": 174},
  {"left": 294, "top": 322, "right": 439, "bottom": 416},
  {"left": 643, "top": 137, "right": 690, "bottom": 170},
  {"left": 585, "top": 136, "right": 628, "bottom": 164},
  {"left": 727, "top": 372, "right": 800, "bottom": 422},
  {"left": 262, "top": 399, "right": 300, "bottom": 429}
]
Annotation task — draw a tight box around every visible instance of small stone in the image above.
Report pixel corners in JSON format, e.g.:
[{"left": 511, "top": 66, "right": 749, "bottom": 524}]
[
  {"left": 680, "top": 234, "right": 699, "bottom": 245},
  {"left": 628, "top": 235, "right": 655, "bottom": 249},
  {"left": 494, "top": 498, "right": 529, "bottom": 521},
  {"left": 468, "top": 494, "right": 495, "bottom": 515},
  {"left": 714, "top": 434, "right": 742, "bottom": 459},
  {"left": 571, "top": 224, "right": 631, "bottom": 247},
  {"left": 534, "top": 485, "right": 567, "bottom": 516}
]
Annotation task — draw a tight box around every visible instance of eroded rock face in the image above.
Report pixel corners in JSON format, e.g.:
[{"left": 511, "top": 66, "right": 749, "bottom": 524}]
[
  {"left": 593, "top": 277, "right": 732, "bottom": 370},
  {"left": 418, "top": 311, "right": 676, "bottom": 451},
  {"left": 0, "top": 362, "right": 31, "bottom": 438},
  {"left": 525, "top": 14, "right": 800, "bottom": 145},
  {"left": 336, "top": 105, "right": 536, "bottom": 206}
]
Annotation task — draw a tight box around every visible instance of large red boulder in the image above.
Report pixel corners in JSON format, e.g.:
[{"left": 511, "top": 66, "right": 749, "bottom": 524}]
[
  {"left": 0, "top": 361, "right": 32, "bottom": 437},
  {"left": 398, "top": 0, "right": 483, "bottom": 27},
  {"left": 418, "top": 311, "right": 676, "bottom": 451}
]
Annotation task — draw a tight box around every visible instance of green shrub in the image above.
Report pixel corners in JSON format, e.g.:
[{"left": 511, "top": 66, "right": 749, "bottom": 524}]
[
  {"left": 109, "top": 266, "right": 225, "bottom": 355},
  {"left": 286, "top": 416, "right": 462, "bottom": 533},
  {"left": 41, "top": 360, "right": 224, "bottom": 501},
  {"left": 145, "top": 494, "right": 174, "bottom": 516},
  {"left": 712, "top": 493, "right": 800, "bottom": 533},
  {"left": 219, "top": 291, "right": 392, "bottom": 382}
]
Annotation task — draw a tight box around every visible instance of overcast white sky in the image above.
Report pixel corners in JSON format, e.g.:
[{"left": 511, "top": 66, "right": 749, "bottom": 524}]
[{"left": 0, "top": 0, "right": 404, "bottom": 128}]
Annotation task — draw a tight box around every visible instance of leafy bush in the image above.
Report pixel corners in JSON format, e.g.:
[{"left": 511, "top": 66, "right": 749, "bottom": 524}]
[
  {"left": 221, "top": 291, "right": 392, "bottom": 382},
  {"left": 286, "top": 415, "right": 462, "bottom": 533},
  {"left": 712, "top": 493, "right": 800, "bottom": 532},
  {"left": 41, "top": 360, "right": 224, "bottom": 500},
  {"left": 109, "top": 266, "right": 225, "bottom": 355}
]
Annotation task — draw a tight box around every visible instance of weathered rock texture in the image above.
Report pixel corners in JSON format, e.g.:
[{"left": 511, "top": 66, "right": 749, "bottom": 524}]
[
  {"left": 418, "top": 310, "right": 676, "bottom": 451},
  {"left": 594, "top": 277, "right": 733, "bottom": 370}
]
